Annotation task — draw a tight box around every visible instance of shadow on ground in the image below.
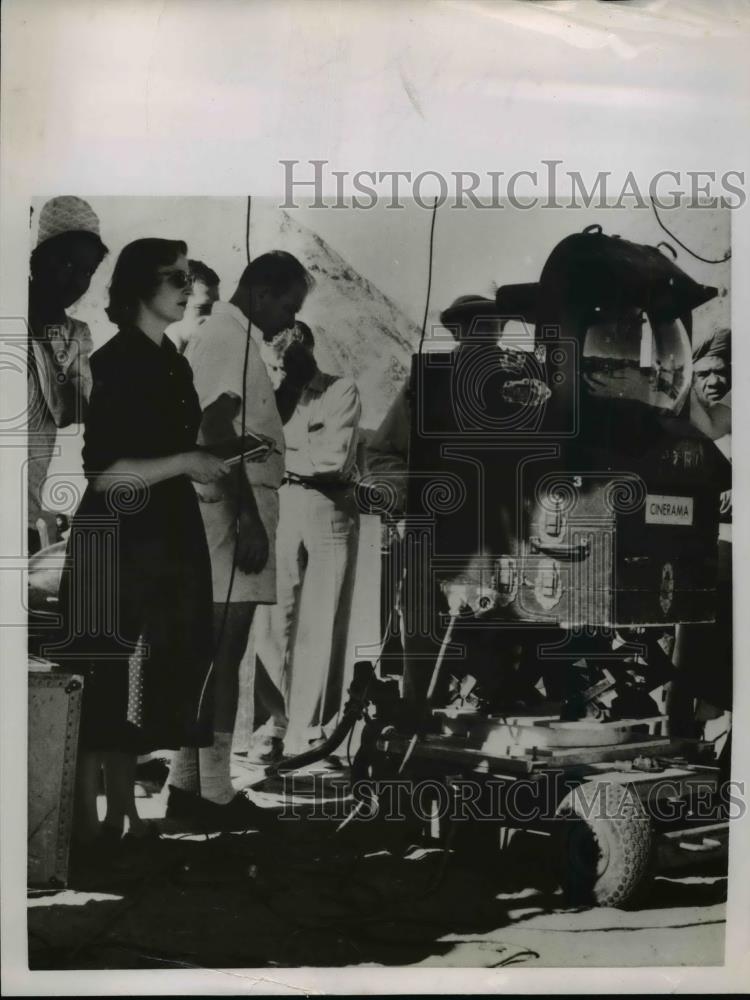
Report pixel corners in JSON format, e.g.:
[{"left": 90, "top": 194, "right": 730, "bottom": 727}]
[{"left": 28, "top": 771, "right": 728, "bottom": 970}]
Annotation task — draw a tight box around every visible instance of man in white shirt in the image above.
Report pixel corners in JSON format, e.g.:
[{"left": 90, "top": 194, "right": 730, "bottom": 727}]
[
  {"left": 167, "top": 252, "right": 312, "bottom": 824},
  {"left": 253, "top": 324, "right": 362, "bottom": 761}
]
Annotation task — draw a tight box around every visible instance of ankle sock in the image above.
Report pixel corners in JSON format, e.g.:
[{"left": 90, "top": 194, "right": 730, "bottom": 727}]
[
  {"left": 198, "top": 731, "right": 235, "bottom": 805},
  {"left": 168, "top": 747, "right": 199, "bottom": 793}
]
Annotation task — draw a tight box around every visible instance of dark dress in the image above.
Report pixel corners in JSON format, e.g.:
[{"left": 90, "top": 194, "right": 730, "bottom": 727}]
[{"left": 52, "top": 326, "right": 214, "bottom": 753}]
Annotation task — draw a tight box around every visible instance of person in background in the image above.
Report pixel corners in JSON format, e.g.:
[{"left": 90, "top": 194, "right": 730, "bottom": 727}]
[
  {"left": 57, "top": 238, "right": 226, "bottom": 864},
  {"left": 166, "top": 258, "right": 220, "bottom": 354},
  {"left": 28, "top": 197, "right": 109, "bottom": 554},
  {"left": 260, "top": 319, "right": 318, "bottom": 421},
  {"left": 366, "top": 295, "right": 506, "bottom": 517},
  {"left": 671, "top": 329, "right": 732, "bottom": 760},
  {"left": 689, "top": 327, "right": 731, "bottom": 451},
  {"left": 251, "top": 321, "right": 362, "bottom": 762},
  {"left": 367, "top": 295, "right": 551, "bottom": 709},
  {"left": 166, "top": 252, "right": 312, "bottom": 824}
]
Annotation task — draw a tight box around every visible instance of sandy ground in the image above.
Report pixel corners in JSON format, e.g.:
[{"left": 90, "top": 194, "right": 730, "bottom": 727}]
[{"left": 27, "top": 757, "right": 726, "bottom": 971}]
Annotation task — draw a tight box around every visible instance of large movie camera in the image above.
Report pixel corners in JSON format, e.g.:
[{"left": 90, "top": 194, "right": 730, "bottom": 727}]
[
  {"left": 382, "top": 224, "right": 728, "bottom": 726},
  {"left": 408, "top": 223, "right": 726, "bottom": 637}
]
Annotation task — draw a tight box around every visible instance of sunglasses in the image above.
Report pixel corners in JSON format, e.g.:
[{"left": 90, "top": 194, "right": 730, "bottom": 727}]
[{"left": 159, "top": 269, "right": 194, "bottom": 290}]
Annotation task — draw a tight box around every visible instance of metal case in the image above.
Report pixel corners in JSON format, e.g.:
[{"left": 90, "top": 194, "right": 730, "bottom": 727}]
[{"left": 28, "top": 664, "right": 83, "bottom": 887}]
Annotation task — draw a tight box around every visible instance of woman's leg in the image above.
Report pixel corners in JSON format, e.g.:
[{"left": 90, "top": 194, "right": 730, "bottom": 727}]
[
  {"left": 102, "top": 751, "right": 147, "bottom": 835},
  {"left": 73, "top": 749, "right": 103, "bottom": 844}
]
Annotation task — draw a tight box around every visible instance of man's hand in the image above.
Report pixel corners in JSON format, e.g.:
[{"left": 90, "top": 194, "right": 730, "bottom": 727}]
[
  {"left": 183, "top": 450, "right": 231, "bottom": 484},
  {"left": 236, "top": 507, "right": 269, "bottom": 574}
]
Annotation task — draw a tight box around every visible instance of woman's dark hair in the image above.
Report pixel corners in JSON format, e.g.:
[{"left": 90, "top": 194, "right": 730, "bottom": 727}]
[
  {"left": 106, "top": 238, "right": 188, "bottom": 326},
  {"left": 238, "top": 251, "right": 314, "bottom": 295},
  {"left": 29, "top": 231, "right": 109, "bottom": 280}
]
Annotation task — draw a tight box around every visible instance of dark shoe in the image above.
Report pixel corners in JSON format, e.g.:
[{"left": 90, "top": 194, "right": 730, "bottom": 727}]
[
  {"left": 69, "top": 824, "right": 122, "bottom": 864},
  {"left": 135, "top": 756, "right": 170, "bottom": 793},
  {"left": 110, "top": 825, "right": 166, "bottom": 879},
  {"left": 165, "top": 784, "right": 267, "bottom": 832},
  {"left": 117, "top": 822, "right": 161, "bottom": 853},
  {"left": 165, "top": 784, "right": 203, "bottom": 822},
  {"left": 245, "top": 736, "right": 284, "bottom": 765},
  {"left": 199, "top": 789, "right": 268, "bottom": 832},
  {"left": 67, "top": 824, "right": 123, "bottom": 885}
]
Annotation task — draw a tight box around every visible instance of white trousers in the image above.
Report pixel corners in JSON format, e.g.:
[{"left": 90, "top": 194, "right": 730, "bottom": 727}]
[{"left": 254, "top": 482, "right": 359, "bottom": 753}]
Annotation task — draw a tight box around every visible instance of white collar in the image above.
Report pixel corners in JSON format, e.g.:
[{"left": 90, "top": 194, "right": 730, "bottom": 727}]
[
  {"left": 212, "top": 301, "right": 263, "bottom": 345},
  {"left": 213, "top": 300, "right": 248, "bottom": 330}
]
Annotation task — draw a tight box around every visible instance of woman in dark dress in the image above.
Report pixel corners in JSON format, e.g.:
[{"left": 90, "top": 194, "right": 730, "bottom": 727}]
[{"left": 58, "top": 239, "right": 229, "bottom": 851}]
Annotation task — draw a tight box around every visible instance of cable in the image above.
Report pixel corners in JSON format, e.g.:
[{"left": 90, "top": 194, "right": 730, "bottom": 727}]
[
  {"left": 650, "top": 199, "right": 731, "bottom": 264},
  {"left": 194, "top": 196, "right": 254, "bottom": 817},
  {"left": 417, "top": 198, "right": 439, "bottom": 356},
  {"left": 216, "top": 195, "right": 254, "bottom": 633},
  {"left": 245, "top": 194, "right": 252, "bottom": 265}
]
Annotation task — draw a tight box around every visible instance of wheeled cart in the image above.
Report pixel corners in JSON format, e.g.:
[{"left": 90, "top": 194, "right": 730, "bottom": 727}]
[{"left": 374, "top": 714, "right": 728, "bottom": 907}]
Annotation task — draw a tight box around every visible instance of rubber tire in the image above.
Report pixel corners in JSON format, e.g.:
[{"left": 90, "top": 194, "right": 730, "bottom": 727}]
[{"left": 556, "top": 781, "right": 653, "bottom": 908}]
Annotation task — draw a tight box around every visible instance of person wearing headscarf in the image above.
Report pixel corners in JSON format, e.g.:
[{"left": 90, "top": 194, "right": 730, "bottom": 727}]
[
  {"left": 689, "top": 327, "right": 731, "bottom": 450},
  {"left": 28, "top": 197, "right": 109, "bottom": 553}
]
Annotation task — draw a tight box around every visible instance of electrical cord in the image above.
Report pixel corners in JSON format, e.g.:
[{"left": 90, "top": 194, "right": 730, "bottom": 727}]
[
  {"left": 650, "top": 199, "right": 731, "bottom": 264},
  {"left": 417, "top": 198, "right": 439, "bottom": 356},
  {"left": 245, "top": 192, "right": 252, "bottom": 265},
  {"left": 210, "top": 193, "right": 255, "bottom": 676},
  {"left": 193, "top": 195, "right": 254, "bottom": 828}
]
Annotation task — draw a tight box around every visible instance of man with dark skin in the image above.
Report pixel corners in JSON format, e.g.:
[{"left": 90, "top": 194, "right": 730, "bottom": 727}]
[
  {"left": 692, "top": 330, "right": 731, "bottom": 407},
  {"left": 28, "top": 197, "right": 109, "bottom": 553},
  {"left": 670, "top": 329, "right": 732, "bottom": 748},
  {"left": 167, "top": 252, "right": 313, "bottom": 824}
]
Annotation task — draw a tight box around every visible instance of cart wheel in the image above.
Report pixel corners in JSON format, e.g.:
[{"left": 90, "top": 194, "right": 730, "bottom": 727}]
[{"left": 556, "top": 781, "right": 652, "bottom": 908}]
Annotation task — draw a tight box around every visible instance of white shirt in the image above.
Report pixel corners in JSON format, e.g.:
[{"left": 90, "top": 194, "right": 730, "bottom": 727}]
[
  {"left": 185, "top": 301, "right": 285, "bottom": 489},
  {"left": 28, "top": 315, "right": 93, "bottom": 524},
  {"left": 283, "top": 369, "right": 361, "bottom": 481}
]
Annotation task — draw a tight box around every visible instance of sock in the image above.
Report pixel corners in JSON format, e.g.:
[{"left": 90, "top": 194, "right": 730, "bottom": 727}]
[
  {"left": 168, "top": 747, "right": 199, "bottom": 793},
  {"left": 198, "top": 732, "right": 235, "bottom": 805}
]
